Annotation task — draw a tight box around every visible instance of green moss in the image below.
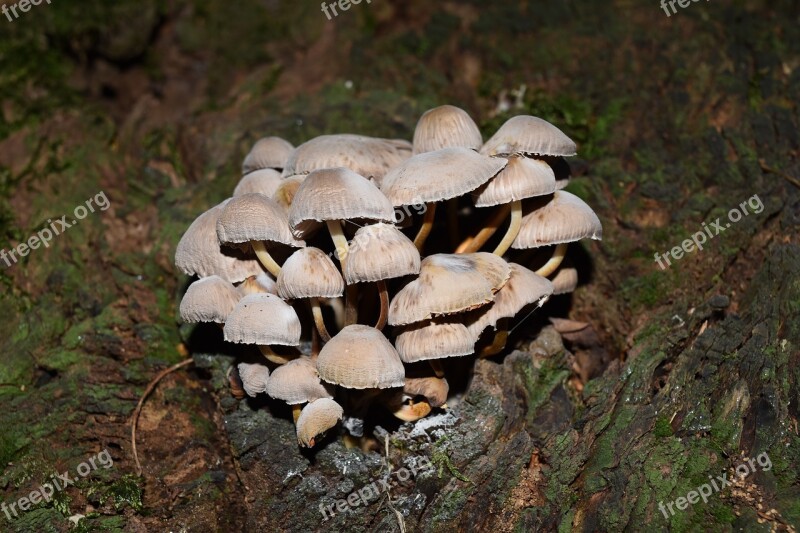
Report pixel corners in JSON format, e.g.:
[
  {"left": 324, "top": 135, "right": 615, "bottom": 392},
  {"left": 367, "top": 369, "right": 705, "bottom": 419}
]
[{"left": 653, "top": 416, "right": 674, "bottom": 438}]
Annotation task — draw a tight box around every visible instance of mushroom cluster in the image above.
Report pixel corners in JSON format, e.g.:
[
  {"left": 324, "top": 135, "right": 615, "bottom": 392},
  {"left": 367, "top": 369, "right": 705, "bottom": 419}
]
[{"left": 176, "top": 105, "right": 602, "bottom": 448}]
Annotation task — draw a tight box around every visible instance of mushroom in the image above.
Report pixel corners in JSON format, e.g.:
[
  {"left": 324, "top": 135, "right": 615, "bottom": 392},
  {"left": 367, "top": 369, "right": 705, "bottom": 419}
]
[
  {"left": 512, "top": 191, "right": 602, "bottom": 277},
  {"left": 237, "top": 362, "right": 271, "bottom": 397},
  {"left": 412, "top": 104, "right": 483, "bottom": 155},
  {"left": 271, "top": 175, "right": 305, "bottom": 212},
  {"left": 381, "top": 147, "right": 507, "bottom": 251},
  {"left": 233, "top": 168, "right": 283, "bottom": 197},
  {"left": 242, "top": 136, "right": 294, "bottom": 175},
  {"left": 216, "top": 193, "right": 305, "bottom": 278},
  {"left": 395, "top": 320, "right": 475, "bottom": 365},
  {"left": 342, "top": 223, "right": 421, "bottom": 330},
  {"left": 237, "top": 272, "right": 277, "bottom": 296},
  {"left": 266, "top": 356, "right": 334, "bottom": 423},
  {"left": 480, "top": 115, "right": 577, "bottom": 158},
  {"left": 175, "top": 200, "right": 265, "bottom": 283},
  {"left": 550, "top": 263, "right": 579, "bottom": 295},
  {"left": 296, "top": 397, "right": 344, "bottom": 448},
  {"left": 179, "top": 275, "right": 241, "bottom": 324},
  {"left": 224, "top": 293, "right": 302, "bottom": 364},
  {"left": 276, "top": 247, "right": 344, "bottom": 342},
  {"left": 385, "top": 375, "right": 449, "bottom": 422}
]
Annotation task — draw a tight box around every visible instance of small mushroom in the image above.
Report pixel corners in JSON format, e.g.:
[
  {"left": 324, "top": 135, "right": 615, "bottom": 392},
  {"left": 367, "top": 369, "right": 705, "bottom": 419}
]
[
  {"left": 271, "top": 175, "right": 305, "bottom": 212},
  {"left": 296, "top": 398, "right": 344, "bottom": 448},
  {"left": 179, "top": 276, "right": 241, "bottom": 324},
  {"left": 237, "top": 273, "right": 278, "bottom": 296},
  {"left": 412, "top": 105, "right": 483, "bottom": 155},
  {"left": 233, "top": 168, "right": 283, "bottom": 197},
  {"left": 480, "top": 115, "right": 577, "bottom": 157},
  {"left": 242, "top": 136, "right": 294, "bottom": 175},
  {"left": 224, "top": 293, "right": 302, "bottom": 364},
  {"left": 317, "top": 325, "right": 405, "bottom": 390},
  {"left": 386, "top": 375, "right": 448, "bottom": 422},
  {"left": 550, "top": 263, "right": 578, "bottom": 295},
  {"left": 237, "top": 363, "right": 270, "bottom": 397},
  {"left": 395, "top": 320, "right": 475, "bottom": 365},
  {"left": 266, "top": 356, "right": 334, "bottom": 422}
]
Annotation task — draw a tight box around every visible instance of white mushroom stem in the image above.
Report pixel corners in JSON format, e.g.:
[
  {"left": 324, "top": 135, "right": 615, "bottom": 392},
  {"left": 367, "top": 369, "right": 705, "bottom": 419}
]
[
  {"left": 456, "top": 203, "right": 511, "bottom": 253},
  {"left": 492, "top": 200, "right": 522, "bottom": 257},
  {"left": 310, "top": 297, "right": 332, "bottom": 342},
  {"left": 259, "top": 345, "right": 296, "bottom": 365},
  {"left": 413, "top": 203, "right": 437, "bottom": 251},
  {"left": 251, "top": 240, "right": 282, "bottom": 278},
  {"left": 326, "top": 220, "right": 359, "bottom": 326},
  {"left": 375, "top": 280, "right": 388, "bottom": 331},
  {"left": 429, "top": 360, "right": 445, "bottom": 378},
  {"left": 535, "top": 242, "right": 569, "bottom": 277}
]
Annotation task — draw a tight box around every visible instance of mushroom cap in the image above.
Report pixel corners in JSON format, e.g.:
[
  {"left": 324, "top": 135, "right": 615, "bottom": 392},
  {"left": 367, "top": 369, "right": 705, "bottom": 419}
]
[
  {"left": 388, "top": 253, "right": 511, "bottom": 326},
  {"left": 266, "top": 356, "right": 333, "bottom": 405},
  {"left": 395, "top": 321, "right": 476, "bottom": 363},
  {"left": 466, "top": 263, "right": 553, "bottom": 338},
  {"left": 381, "top": 147, "right": 507, "bottom": 207},
  {"left": 277, "top": 247, "right": 344, "bottom": 299},
  {"left": 224, "top": 293, "right": 301, "bottom": 345},
  {"left": 179, "top": 275, "right": 241, "bottom": 324},
  {"left": 551, "top": 265, "right": 578, "bottom": 295},
  {"left": 217, "top": 193, "right": 305, "bottom": 247},
  {"left": 175, "top": 200, "right": 265, "bottom": 283},
  {"left": 412, "top": 105, "right": 483, "bottom": 155},
  {"left": 317, "top": 325, "right": 405, "bottom": 389},
  {"left": 512, "top": 191, "right": 603, "bottom": 249},
  {"left": 481, "top": 115, "right": 577, "bottom": 157},
  {"left": 288, "top": 167, "right": 395, "bottom": 239},
  {"left": 242, "top": 136, "right": 294, "bottom": 174},
  {"left": 234, "top": 168, "right": 283, "bottom": 197},
  {"left": 343, "top": 223, "right": 421, "bottom": 284},
  {"left": 272, "top": 175, "right": 305, "bottom": 212},
  {"left": 237, "top": 363, "right": 270, "bottom": 397},
  {"left": 404, "top": 376, "right": 449, "bottom": 408},
  {"left": 282, "top": 134, "right": 411, "bottom": 185},
  {"left": 237, "top": 273, "right": 278, "bottom": 296},
  {"left": 296, "top": 398, "right": 344, "bottom": 448},
  {"left": 472, "top": 156, "right": 557, "bottom": 207}
]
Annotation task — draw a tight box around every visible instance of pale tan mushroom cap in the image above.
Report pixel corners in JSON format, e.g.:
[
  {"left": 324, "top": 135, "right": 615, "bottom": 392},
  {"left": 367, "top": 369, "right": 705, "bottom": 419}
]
[
  {"left": 466, "top": 263, "right": 553, "bottom": 337},
  {"left": 512, "top": 191, "right": 603, "bottom": 249},
  {"left": 296, "top": 398, "right": 344, "bottom": 448},
  {"left": 237, "top": 363, "right": 270, "bottom": 397},
  {"left": 551, "top": 265, "right": 578, "bottom": 295},
  {"left": 272, "top": 175, "right": 305, "bottom": 212},
  {"left": 288, "top": 167, "right": 395, "bottom": 239},
  {"left": 381, "top": 147, "right": 507, "bottom": 206},
  {"left": 217, "top": 193, "right": 305, "bottom": 247},
  {"left": 403, "top": 376, "right": 449, "bottom": 408},
  {"left": 317, "top": 325, "right": 405, "bottom": 389},
  {"left": 277, "top": 247, "right": 344, "bottom": 299},
  {"left": 242, "top": 136, "right": 294, "bottom": 174},
  {"left": 175, "top": 200, "right": 265, "bottom": 283},
  {"left": 237, "top": 273, "right": 278, "bottom": 296},
  {"left": 473, "top": 156, "right": 557, "bottom": 207},
  {"left": 481, "top": 115, "right": 577, "bottom": 157},
  {"left": 282, "top": 134, "right": 411, "bottom": 184},
  {"left": 224, "top": 293, "right": 301, "bottom": 345},
  {"left": 266, "top": 356, "right": 333, "bottom": 405},
  {"left": 233, "top": 168, "right": 283, "bottom": 197},
  {"left": 395, "top": 321, "right": 475, "bottom": 363},
  {"left": 388, "top": 253, "right": 510, "bottom": 326},
  {"left": 180, "top": 275, "right": 241, "bottom": 324},
  {"left": 343, "top": 223, "right": 421, "bottom": 283},
  {"left": 412, "top": 105, "right": 483, "bottom": 155}
]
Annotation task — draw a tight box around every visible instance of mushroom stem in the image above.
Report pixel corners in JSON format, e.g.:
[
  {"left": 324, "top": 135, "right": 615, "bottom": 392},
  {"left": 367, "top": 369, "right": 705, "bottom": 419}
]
[
  {"left": 492, "top": 200, "right": 522, "bottom": 257},
  {"left": 259, "top": 345, "right": 297, "bottom": 365},
  {"left": 251, "top": 240, "right": 282, "bottom": 278},
  {"left": 457, "top": 203, "right": 511, "bottom": 253},
  {"left": 326, "top": 220, "right": 358, "bottom": 326},
  {"left": 535, "top": 242, "right": 569, "bottom": 277},
  {"left": 310, "top": 297, "right": 332, "bottom": 342},
  {"left": 321, "top": 297, "right": 345, "bottom": 329},
  {"left": 311, "top": 325, "right": 320, "bottom": 358},
  {"left": 429, "top": 360, "right": 445, "bottom": 378},
  {"left": 292, "top": 404, "right": 302, "bottom": 424},
  {"left": 375, "top": 280, "right": 389, "bottom": 330},
  {"left": 413, "top": 203, "right": 437, "bottom": 252}
]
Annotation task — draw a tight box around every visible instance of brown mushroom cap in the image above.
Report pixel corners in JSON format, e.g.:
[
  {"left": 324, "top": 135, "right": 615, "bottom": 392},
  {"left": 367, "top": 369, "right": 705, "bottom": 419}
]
[
  {"left": 237, "top": 273, "right": 278, "bottom": 296},
  {"left": 224, "top": 293, "right": 301, "bottom": 345},
  {"left": 472, "top": 156, "right": 556, "bottom": 207},
  {"left": 242, "top": 136, "right": 294, "bottom": 174},
  {"left": 175, "top": 200, "right": 265, "bottom": 283},
  {"left": 237, "top": 363, "right": 270, "bottom": 397},
  {"left": 277, "top": 247, "right": 344, "bottom": 299},
  {"left": 480, "top": 115, "right": 577, "bottom": 157},
  {"left": 217, "top": 193, "right": 305, "bottom": 248},
  {"left": 551, "top": 265, "right": 578, "bottom": 295},
  {"left": 404, "top": 376, "right": 449, "bottom": 408},
  {"left": 180, "top": 275, "right": 241, "bottom": 324},
  {"left": 412, "top": 105, "right": 483, "bottom": 155},
  {"left": 282, "top": 134, "right": 411, "bottom": 185},
  {"left": 343, "top": 223, "right": 421, "bottom": 284},
  {"left": 296, "top": 398, "right": 344, "bottom": 448},
  {"left": 388, "top": 253, "right": 510, "bottom": 326},
  {"left": 266, "top": 356, "right": 333, "bottom": 405},
  {"left": 234, "top": 168, "right": 283, "bottom": 197},
  {"left": 395, "top": 321, "right": 476, "bottom": 363},
  {"left": 512, "top": 191, "right": 602, "bottom": 249},
  {"left": 381, "top": 147, "right": 507, "bottom": 207},
  {"left": 466, "top": 263, "right": 553, "bottom": 338},
  {"left": 288, "top": 167, "right": 395, "bottom": 239},
  {"left": 317, "top": 325, "right": 405, "bottom": 389}
]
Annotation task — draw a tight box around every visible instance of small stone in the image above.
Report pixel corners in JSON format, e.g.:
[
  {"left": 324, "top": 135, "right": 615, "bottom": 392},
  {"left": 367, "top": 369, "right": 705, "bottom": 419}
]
[{"left": 709, "top": 294, "right": 730, "bottom": 309}]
